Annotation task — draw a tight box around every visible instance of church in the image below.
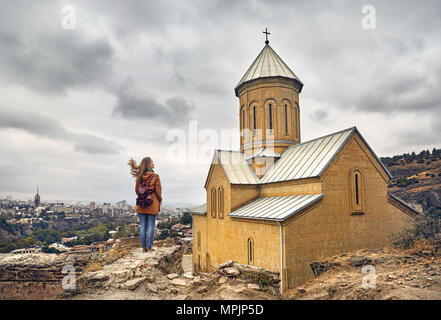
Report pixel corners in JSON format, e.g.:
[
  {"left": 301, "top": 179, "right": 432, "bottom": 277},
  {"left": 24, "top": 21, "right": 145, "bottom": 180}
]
[{"left": 191, "top": 34, "right": 419, "bottom": 294}]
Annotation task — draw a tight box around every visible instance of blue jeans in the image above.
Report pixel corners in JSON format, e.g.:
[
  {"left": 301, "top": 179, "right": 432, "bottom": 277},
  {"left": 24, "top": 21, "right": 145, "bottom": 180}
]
[{"left": 138, "top": 213, "right": 157, "bottom": 249}]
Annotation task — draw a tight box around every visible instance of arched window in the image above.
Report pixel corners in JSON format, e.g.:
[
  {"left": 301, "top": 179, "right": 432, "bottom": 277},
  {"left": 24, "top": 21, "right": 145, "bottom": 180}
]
[
  {"left": 269, "top": 103, "right": 273, "bottom": 132},
  {"left": 284, "top": 104, "right": 288, "bottom": 135},
  {"left": 350, "top": 169, "right": 364, "bottom": 213},
  {"left": 294, "top": 102, "right": 300, "bottom": 139},
  {"left": 247, "top": 238, "right": 254, "bottom": 264},
  {"left": 249, "top": 107, "right": 252, "bottom": 136},
  {"left": 240, "top": 106, "right": 245, "bottom": 144},
  {"left": 241, "top": 106, "right": 245, "bottom": 131},
  {"left": 218, "top": 186, "right": 224, "bottom": 219},
  {"left": 355, "top": 173, "right": 360, "bottom": 205},
  {"left": 253, "top": 106, "right": 257, "bottom": 135},
  {"left": 211, "top": 187, "right": 217, "bottom": 218}
]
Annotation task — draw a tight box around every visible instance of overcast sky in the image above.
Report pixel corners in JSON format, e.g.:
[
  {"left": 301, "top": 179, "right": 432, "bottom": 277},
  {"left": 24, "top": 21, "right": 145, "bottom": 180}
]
[{"left": 0, "top": 0, "right": 440, "bottom": 206}]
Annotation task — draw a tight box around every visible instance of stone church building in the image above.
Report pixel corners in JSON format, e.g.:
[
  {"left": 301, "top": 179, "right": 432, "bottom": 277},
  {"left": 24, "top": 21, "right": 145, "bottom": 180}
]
[{"left": 191, "top": 38, "right": 419, "bottom": 294}]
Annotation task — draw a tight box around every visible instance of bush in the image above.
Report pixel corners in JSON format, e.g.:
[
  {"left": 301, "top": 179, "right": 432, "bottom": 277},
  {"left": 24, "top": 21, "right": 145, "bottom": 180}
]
[
  {"left": 180, "top": 212, "right": 192, "bottom": 226},
  {"left": 389, "top": 177, "right": 419, "bottom": 188},
  {"left": 406, "top": 238, "right": 436, "bottom": 255},
  {"left": 393, "top": 207, "right": 441, "bottom": 250},
  {"left": 41, "top": 246, "right": 61, "bottom": 254},
  {"left": 257, "top": 270, "right": 272, "bottom": 289}
]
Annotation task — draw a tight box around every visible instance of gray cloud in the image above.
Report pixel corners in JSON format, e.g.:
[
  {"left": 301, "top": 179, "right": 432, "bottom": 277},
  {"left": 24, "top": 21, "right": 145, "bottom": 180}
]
[
  {"left": 0, "top": 0, "right": 440, "bottom": 204},
  {"left": 0, "top": 1, "right": 114, "bottom": 94},
  {"left": 0, "top": 31, "right": 114, "bottom": 94},
  {"left": 0, "top": 109, "right": 120, "bottom": 155},
  {"left": 113, "top": 81, "right": 195, "bottom": 127},
  {"left": 309, "top": 109, "right": 328, "bottom": 122}
]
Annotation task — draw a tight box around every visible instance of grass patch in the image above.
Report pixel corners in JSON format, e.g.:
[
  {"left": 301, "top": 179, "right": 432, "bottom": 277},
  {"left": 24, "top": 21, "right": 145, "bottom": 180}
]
[
  {"left": 105, "top": 248, "right": 128, "bottom": 264},
  {"left": 85, "top": 262, "right": 103, "bottom": 272}
]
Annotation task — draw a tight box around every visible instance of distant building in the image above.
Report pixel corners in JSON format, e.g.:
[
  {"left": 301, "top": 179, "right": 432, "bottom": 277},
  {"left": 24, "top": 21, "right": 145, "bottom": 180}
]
[
  {"left": 102, "top": 203, "right": 113, "bottom": 216},
  {"left": 72, "top": 240, "right": 114, "bottom": 254},
  {"left": 116, "top": 200, "right": 127, "bottom": 208},
  {"left": 49, "top": 243, "right": 69, "bottom": 252},
  {"left": 90, "top": 202, "right": 96, "bottom": 210},
  {"left": 171, "top": 223, "right": 189, "bottom": 231},
  {"left": 12, "top": 247, "right": 42, "bottom": 254},
  {"left": 34, "top": 187, "right": 40, "bottom": 207},
  {"left": 61, "top": 237, "right": 77, "bottom": 243}
]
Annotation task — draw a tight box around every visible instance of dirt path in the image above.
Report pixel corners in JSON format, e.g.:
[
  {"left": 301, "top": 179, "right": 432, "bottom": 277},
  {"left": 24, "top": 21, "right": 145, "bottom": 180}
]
[{"left": 69, "top": 245, "right": 281, "bottom": 300}]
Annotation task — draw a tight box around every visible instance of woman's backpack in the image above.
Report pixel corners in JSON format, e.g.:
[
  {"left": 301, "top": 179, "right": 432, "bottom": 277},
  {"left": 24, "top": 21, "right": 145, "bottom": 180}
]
[{"left": 136, "top": 174, "right": 156, "bottom": 208}]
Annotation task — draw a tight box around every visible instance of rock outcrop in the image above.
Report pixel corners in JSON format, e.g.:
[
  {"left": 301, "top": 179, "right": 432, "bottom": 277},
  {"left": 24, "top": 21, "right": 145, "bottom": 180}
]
[{"left": 0, "top": 251, "right": 90, "bottom": 299}]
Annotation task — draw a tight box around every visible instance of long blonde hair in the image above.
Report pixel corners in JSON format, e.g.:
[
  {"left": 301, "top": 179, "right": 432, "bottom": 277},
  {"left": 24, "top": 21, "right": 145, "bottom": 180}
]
[{"left": 128, "top": 157, "right": 153, "bottom": 182}]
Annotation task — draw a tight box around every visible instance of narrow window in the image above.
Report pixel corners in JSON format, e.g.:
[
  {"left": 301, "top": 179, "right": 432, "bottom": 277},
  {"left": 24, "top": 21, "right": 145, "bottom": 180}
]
[
  {"left": 218, "top": 187, "right": 224, "bottom": 219},
  {"left": 247, "top": 238, "right": 254, "bottom": 264},
  {"left": 350, "top": 169, "right": 363, "bottom": 213},
  {"left": 211, "top": 187, "right": 216, "bottom": 218},
  {"left": 269, "top": 103, "right": 273, "bottom": 132},
  {"left": 249, "top": 108, "right": 252, "bottom": 135},
  {"left": 355, "top": 173, "right": 359, "bottom": 205},
  {"left": 294, "top": 102, "right": 300, "bottom": 138},
  {"left": 284, "top": 104, "right": 288, "bottom": 135},
  {"left": 242, "top": 109, "right": 245, "bottom": 130},
  {"left": 253, "top": 106, "right": 257, "bottom": 135}
]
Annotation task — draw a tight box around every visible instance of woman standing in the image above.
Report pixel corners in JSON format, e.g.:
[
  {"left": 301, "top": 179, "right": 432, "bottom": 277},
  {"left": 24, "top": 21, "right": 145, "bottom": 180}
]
[{"left": 128, "top": 157, "right": 162, "bottom": 252}]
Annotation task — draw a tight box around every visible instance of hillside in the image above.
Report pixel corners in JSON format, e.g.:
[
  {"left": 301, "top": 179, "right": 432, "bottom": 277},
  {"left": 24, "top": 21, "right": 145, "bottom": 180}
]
[
  {"left": 2, "top": 238, "right": 440, "bottom": 300},
  {"left": 287, "top": 247, "right": 441, "bottom": 300},
  {"left": 382, "top": 148, "right": 441, "bottom": 212}
]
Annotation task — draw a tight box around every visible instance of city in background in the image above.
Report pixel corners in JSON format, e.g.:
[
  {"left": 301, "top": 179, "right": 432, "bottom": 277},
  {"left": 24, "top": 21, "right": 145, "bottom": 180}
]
[{"left": 0, "top": 190, "right": 194, "bottom": 254}]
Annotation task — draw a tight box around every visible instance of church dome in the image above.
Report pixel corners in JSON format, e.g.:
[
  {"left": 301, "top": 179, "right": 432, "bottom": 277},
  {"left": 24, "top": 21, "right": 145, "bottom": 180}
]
[{"left": 234, "top": 44, "right": 303, "bottom": 96}]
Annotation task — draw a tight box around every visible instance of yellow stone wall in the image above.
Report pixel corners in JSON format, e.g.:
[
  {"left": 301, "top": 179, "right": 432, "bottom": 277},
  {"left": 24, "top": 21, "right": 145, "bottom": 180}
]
[
  {"left": 283, "top": 134, "right": 415, "bottom": 290},
  {"left": 260, "top": 178, "right": 321, "bottom": 197},
  {"left": 193, "top": 163, "right": 281, "bottom": 273}
]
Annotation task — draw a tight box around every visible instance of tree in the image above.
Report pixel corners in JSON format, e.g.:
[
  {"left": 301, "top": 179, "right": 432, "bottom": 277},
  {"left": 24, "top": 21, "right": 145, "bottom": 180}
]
[{"left": 180, "top": 212, "right": 192, "bottom": 225}]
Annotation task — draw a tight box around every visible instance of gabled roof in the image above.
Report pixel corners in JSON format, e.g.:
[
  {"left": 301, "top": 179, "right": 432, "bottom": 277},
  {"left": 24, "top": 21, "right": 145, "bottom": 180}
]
[
  {"left": 204, "top": 127, "right": 392, "bottom": 188},
  {"left": 190, "top": 203, "right": 207, "bottom": 215},
  {"left": 204, "top": 150, "right": 260, "bottom": 188},
  {"left": 387, "top": 193, "right": 420, "bottom": 215},
  {"left": 260, "top": 127, "right": 392, "bottom": 184},
  {"left": 244, "top": 147, "right": 281, "bottom": 161},
  {"left": 229, "top": 194, "right": 323, "bottom": 222},
  {"left": 235, "top": 44, "right": 303, "bottom": 95}
]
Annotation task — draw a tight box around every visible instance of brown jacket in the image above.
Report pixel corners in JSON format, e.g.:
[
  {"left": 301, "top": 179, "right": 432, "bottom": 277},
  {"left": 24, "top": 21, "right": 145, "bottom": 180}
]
[{"left": 135, "top": 171, "right": 162, "bottom": 215}]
